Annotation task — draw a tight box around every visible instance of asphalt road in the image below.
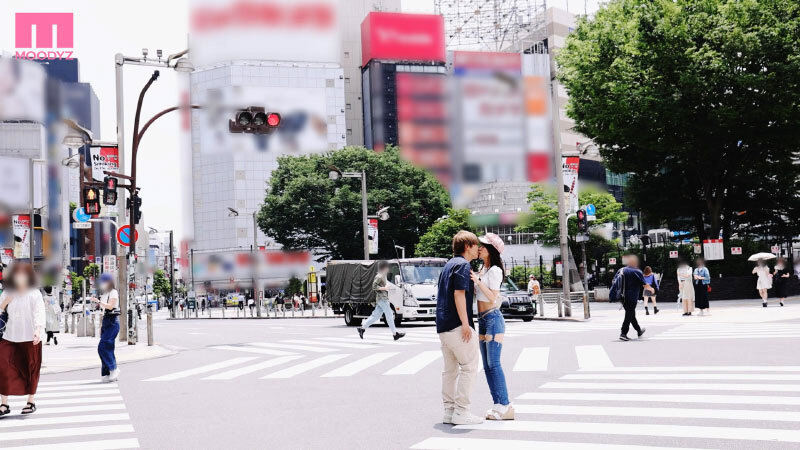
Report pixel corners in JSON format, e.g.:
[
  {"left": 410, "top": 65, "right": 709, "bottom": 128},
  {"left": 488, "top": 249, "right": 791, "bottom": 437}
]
[{"left": 5, "top": 299, "right": 800, "bottom": 449}]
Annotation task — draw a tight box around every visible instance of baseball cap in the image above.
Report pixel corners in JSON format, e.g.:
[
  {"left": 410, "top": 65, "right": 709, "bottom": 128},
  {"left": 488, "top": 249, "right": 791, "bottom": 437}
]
[
  {"left": 478, "top": 233, "right": 505, "bottom": 254},
  {"left": 99, "top": 272, "right": 114, "bottom": 284}
]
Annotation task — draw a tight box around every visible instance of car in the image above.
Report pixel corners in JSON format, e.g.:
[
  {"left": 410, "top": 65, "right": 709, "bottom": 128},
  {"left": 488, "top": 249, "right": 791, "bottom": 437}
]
[{"left": 498, "top": 278, "right": 535, "bottom": 321}]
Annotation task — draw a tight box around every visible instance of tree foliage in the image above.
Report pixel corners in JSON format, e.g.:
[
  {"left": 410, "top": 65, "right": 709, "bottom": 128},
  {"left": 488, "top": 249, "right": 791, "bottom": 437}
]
[
  {"left": 415, "top": 209, "right": 477, "bottom": 258},
  {"left": 258, "top": 146, "right": 450, "bottom": 260},
  {"left": 557, "top": 0, "right": 800, "bottom": 240},
  {"left": 152, "top": 269, "right": 171, "bottom": 299}
]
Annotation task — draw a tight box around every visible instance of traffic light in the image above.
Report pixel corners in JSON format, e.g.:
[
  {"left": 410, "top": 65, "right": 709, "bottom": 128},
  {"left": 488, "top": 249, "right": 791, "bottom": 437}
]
[
  {"left": 229, "top": 107, "right": 281, "bottom": 134},
  {"left": 127, "top": 195, "right": 142, "bottom": 224},
  {"left": 103, "top": 176, "right": 118, "bottom": 205},
  {"left": 576, "top": 209, "right": 588, "bottom": 232},
  {"left": 83, "top": 187, "right": 101, "bottom": 215}
]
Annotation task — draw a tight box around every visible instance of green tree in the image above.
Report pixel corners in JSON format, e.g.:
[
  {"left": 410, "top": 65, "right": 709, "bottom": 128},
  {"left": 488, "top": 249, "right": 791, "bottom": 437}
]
[
  {"left": 83, "top": 263, "right": 100, "bottom": 280},
  {"left": 286, "top": 276, "right": 304, "bottom": 296},
  {"left": 516, "top": 185, "right": 627, "bottom": 246},
  {"left": 258, "top": 146, "right": 450, "bottom": 260},
  {"left": 557, "top": 0, "right": 800, "bottom": 240},
  {"left": 415, "top": 209, "right": 477, "bottom": 258},
  {"left": 152, "top": 269, "right": 171, "bottom": 299}
]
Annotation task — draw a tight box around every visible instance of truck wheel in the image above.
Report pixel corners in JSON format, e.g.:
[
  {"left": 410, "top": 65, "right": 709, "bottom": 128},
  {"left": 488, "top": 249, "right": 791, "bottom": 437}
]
[
  {"left": 344, "top": 306, "right": 362, "bottom": 326},
  {"left": 522, "top": 316, "right": 534, "bottom": 322}
]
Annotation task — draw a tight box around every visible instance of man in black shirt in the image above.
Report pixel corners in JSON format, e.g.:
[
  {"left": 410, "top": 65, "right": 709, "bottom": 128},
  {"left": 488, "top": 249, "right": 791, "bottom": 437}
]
[
  {"left": 435, "top": 230, "right": 484, "bottom": 425},
  {"left": 619, "top": 255, "right": 654, "bottom": 341}
]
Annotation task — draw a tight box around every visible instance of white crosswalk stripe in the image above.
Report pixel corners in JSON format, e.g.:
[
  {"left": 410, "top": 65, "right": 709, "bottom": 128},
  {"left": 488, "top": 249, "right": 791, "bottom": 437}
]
[
  {"left": 280, "top": 339, "right": 379, "bottom": 349},
  {"left": 210, "top": 345, "right": 298, "bottom": 356},
  {"left": 262, "top": 354, "right": 351, "bottom": 379},
  {"left": 575, "top": 345, "right": 613, "bottom": 369},
  {"left": 322, "top": 352, "right": 399, "bottom": 377},
  {"left": 144, "top": 357, "right": 257, "bottom": 381},
  {"left": 383, "top": 351, "right": 441, "bottom": 375},
  {"left": 512, "top": 347, "right": 549, "bottom": 372},
  {"left": 201, "top": 356, "right": 304, "bottom": 380},
  {"left": 652, "top": 323, "right": 800, "bottom": 340},
  {"left": 0, "top": 380, "right": 138, "bottom": 449},
  {"left": 412, "top": 365, "right": 800, "bottom": 448}
]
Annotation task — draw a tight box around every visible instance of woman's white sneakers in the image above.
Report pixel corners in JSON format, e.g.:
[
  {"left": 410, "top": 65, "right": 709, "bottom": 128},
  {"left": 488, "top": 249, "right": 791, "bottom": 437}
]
[
  {"left": 108, "top": 368, "right": 120, "bottom": 382},
  {"left": 101, "top": 375, "right": 110, "bottom": 383}
]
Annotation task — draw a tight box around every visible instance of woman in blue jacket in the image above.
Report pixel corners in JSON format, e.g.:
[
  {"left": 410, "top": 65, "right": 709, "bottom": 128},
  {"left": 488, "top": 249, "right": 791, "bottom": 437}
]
[{"left": 642, "top": 266, "right": 659, "bottom": 315}]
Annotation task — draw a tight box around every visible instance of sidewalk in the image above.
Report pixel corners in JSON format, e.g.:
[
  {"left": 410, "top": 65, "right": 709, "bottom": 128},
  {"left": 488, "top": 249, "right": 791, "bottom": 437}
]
[
  {"left": 41, "top": 326, "right": 174, "bottom": 375},
  {"left": 169, "top": 306, "right": 341, "bottom": 320}
]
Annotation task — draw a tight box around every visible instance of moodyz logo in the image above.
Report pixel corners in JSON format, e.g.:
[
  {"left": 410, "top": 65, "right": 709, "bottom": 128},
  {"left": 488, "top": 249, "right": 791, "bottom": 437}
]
[{"left": 14, "top": 13, "right": 74, "bottom": 60}]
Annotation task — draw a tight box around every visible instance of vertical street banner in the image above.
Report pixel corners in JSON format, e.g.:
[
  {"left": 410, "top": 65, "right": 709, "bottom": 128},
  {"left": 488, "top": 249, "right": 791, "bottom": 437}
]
[
  {"left": 12, "top": 214, "right": 30, "bottom": 258},
  {"left": 0, "top": 248, "right": 12, "bottom": 266},
  {"left": 703, "top": 239, "right": 724, "bottom": 261},
  {"left": 562, "top": 156, "right": 580, "bottom": 213},
  {"left": 89, "top": 146, "right": 119, "bottom": 216},
  {"left": 368, "top": 218, "right": 379, "bottom": 254}
]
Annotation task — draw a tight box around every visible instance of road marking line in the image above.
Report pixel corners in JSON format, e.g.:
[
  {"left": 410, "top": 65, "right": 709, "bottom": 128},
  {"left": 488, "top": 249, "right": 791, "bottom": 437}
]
[
  {"left": 578, "top": 366, "right": 800, "bottom": 372},
  {"left": 9, "top": 396, "right": 124, "bottom": 408},
  {"left": 280, "top": 339, "right": 379, "bottom": 349},
  {"left": 513, "top": 404, "right": 800, "bottom": 422},
  {"left": 411, "top": 437, "right": 703, "bottom": 450},
  {"left": 211, "top": 345, "right": 297, "bottom": 356},
  {"left": 38, "top": 379, "right": 114, "bottom": 387},
  {"left": 250, "top": 342, "right": 336, "bottom": 353},
  {"left": 542, "top": 381, "right": 800, "bottom": 392},
  {"left": 36, "top": 384, "right": 123, "bottom": 393},
  {"left": 202, "top": 356, "right": 303, "bottom": 380},
  {"left": 321, "top": 352, "right": 398, "bottom": 377},
  {"left": 31, "top": 404, "right": 127, "bottom": 416},
  {"left": 517, "top": 391, "right": 800, "bottom": 406},
  {"left": 321, "top": 337, "right": 417, "bottom": 346},
  {"left": 0, "top": 413, "right": 130, "bottom": 429},
  {"left": 383, "top": 351, "right": 441, "bottom": 375},
  {"left": 652, "top": 335, "right": 800, "bottom": 340},
  {"left": 29, "top": 389, "right": 121, "bottom": 399},
  {"left": 144, "top": 357, "right": 257, "bottom": 381},
  {"left": 261, "top": 354, "right": 350, "bottom": 379},
  {"left": 344, "top": 333, "right": 438, "bottom": 343},
  {"left": 2, "top": 438, "right": 140, "bottom": 450},
  {"left": 513, "top": 347, "right": 549, "bottom": 372},
  {"left": 454, "top": 419, "right": 800, "bottom": 442},
  {"left": 564, "top": 373, "right": 800, "bottom": 381},
  {"left": 0, "top": 424, "right": 136, "bottom": 442},
  {"left": 575, "top": 345, "right": 613, "bottom": 370}
]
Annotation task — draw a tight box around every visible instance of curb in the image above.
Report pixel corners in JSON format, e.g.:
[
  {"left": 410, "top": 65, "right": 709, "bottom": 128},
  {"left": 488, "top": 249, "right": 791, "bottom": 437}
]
[
  {"left": 533, "top": 316, "right": 587, "bottom": 322},
  {"left": 41, "top": 345, "right": 177, "bottom": 375},
  {"left": 167, "top": 315, "right": 343, "bottom": 320}
]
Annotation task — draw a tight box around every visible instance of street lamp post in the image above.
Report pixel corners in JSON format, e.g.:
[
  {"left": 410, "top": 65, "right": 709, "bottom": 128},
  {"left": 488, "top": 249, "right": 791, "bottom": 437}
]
[{"left": 329, "top": 167, "right": 369, "bottom": 260}]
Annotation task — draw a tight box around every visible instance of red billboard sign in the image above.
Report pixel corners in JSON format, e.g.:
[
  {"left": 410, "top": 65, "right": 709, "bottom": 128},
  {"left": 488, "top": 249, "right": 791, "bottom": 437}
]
[{"left": 361, "top": 12, "right": 445, "bottom": 66}]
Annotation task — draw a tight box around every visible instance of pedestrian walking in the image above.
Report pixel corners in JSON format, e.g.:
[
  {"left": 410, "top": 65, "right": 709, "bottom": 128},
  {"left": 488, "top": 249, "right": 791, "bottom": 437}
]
[
  {"left": 436, "top": 230, "right": 484, "bottom": 425},
  {"left": 42, "top": 286, "right": 60, "bottom": 345},
  {"left": 642, "top": 266, "right": 659, "bottom": 315},
  {"left": 276, "top": 293, "right": 285, "bottom": 313},
  {"left": 773, "top": 258, "right": 791, "bottom": 307},
  {"left": 693, "top": 258, "right": 711, "bottom": 315},
  {"left": 247, "top": 295, "right": 255, "bottom": 316},
  {"left": 527, "top": 275, "right": 540, "bottom": 296},
  {"left": 473, "top": 233, "right": 514, "bottom": 421},
  {"left": 677, "top": 259, "right": 695, "bottom": 316},
  {"left": 0, "top": 262, "right": 44, "bottom": 417},
  {"left": 753, "top": 260, "right": 772, "bottom": 307},
  {"left": 614, "top": 255, "right": 653, "bottom": 341},
  {"left": 357, "top": 261, "right": 405, "bottom": 341},
  {"left": 91, "top": 273, "right": 120, "bottom": 383}
]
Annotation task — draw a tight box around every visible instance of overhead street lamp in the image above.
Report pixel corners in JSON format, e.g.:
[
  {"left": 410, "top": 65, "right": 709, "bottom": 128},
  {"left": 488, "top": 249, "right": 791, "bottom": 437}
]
[{"left": 328, "top": 165, "right": 370, "bottom": 260}]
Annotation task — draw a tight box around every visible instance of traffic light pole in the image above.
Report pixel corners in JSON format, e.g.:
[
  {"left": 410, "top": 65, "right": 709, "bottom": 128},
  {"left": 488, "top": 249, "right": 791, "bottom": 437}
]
[{"left": 169, "top": 230, "right": 175, "bottom": 319}]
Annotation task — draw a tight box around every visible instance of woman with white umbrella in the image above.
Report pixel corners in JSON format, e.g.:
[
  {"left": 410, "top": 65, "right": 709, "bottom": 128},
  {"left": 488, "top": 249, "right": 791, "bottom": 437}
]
[{"left": 749, "top": 253, "right": 775, "bottom": 307}]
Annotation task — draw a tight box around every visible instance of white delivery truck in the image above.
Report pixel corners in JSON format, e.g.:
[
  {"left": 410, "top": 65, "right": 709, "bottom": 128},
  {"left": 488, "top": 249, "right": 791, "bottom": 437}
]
[{"left": 326, "top": 258, "right": 447, "bottom": 327}]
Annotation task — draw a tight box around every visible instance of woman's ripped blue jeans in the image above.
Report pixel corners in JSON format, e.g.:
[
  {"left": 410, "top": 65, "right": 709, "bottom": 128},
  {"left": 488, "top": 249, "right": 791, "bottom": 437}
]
[{"left": 478, "top": 308, "right": 509, "bottom": 406}]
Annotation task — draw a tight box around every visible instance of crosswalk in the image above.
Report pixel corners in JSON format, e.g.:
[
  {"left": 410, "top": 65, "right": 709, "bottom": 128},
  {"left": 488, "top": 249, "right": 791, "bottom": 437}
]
[
  {"left": 1, "top": 379, "right": 138, "bottom": 449},
  {"left": 652, "top": 322, "right": 800, "bottom": 340},
  {"left": 412, "top": 364, "right": 800, "bottom": 449},
  {"left": 142, "top": 343, "right": 614, "bottom": 381}
]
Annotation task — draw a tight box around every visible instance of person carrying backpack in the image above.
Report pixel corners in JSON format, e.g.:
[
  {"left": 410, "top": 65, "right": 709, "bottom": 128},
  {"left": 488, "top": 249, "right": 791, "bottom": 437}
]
[{"left": 611, "top": 255, "right": 654, "bottom": 341}]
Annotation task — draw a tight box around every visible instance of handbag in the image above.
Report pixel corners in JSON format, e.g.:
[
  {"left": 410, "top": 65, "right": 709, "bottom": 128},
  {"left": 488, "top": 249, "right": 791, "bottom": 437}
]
[
  {"left": 0, "top": 309, "right": 8, "bottom": 341},
  {"left": 707, "top": 285, "right": 712, "bottom": 293}
]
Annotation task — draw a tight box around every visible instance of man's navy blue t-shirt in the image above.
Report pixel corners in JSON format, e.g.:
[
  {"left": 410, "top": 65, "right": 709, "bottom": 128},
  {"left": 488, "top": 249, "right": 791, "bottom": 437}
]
[
  {"left": 621, "top": 266, "right": 647, "bottom": 304},
  {"left": 435, "top": 256, "right": 474, "bottom": 334}
]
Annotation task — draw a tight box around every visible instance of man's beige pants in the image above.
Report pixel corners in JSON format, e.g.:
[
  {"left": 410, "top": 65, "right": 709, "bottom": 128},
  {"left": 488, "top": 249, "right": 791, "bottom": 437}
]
[{"left": 439, "top": 327, "right": 480, "bottom": 414}]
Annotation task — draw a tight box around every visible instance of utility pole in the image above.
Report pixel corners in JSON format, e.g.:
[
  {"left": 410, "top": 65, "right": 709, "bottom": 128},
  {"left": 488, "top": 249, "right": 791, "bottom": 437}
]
[
  {"left": 360, "top": 170, "right": 369, "bottom": 260},
  {"left": 253, "top": 211, "right": 261, "bottom": 318},
  {"left": 115, "top": 53, "right": 129, "bottom": 344},
  {"left": 169, "top": 229, "right": 175, "bottom": 319}
]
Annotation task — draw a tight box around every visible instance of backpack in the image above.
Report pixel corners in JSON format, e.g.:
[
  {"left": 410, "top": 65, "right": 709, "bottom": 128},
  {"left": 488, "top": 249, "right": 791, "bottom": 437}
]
[{"left": 609, "top": 268, "right": 626, "bottom": 302}]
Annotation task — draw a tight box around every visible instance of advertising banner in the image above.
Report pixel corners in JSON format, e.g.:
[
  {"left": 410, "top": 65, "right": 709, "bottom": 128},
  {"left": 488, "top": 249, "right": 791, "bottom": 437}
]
[
  {"left": 89, "top": 146, "right": 119, "bottom": 216},
  {"left": 361, "top": 12, "right": 445, "bottom": 66},
  {"left": 12, "top": 214, "right": 30, "bottom": 258},
  {"left": 368, "top": 218, "right": 379, "bottom": 254},
  {"left": 562, "top": 156, "right": 580, "bottom": 214},
  {"left": 0, "top": 248, "right": 12, "bottom": 266}
]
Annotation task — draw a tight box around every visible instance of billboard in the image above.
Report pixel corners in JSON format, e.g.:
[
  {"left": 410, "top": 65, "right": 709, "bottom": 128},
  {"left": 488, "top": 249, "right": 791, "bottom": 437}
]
[
  {"left": 12, "top": 214, "right": 30, "bottom": 258},
  {"left": 562, "top": 156, "right": 580, "bottom": 214},
  {"left": 0, "top": 58, "right": 46, "bottom": 122},
  {"left": 189, "top": 0, "right": 341, "bottom": 68},
  {"left": 361, "top": 12, "right": 446, "bottom": 66}
]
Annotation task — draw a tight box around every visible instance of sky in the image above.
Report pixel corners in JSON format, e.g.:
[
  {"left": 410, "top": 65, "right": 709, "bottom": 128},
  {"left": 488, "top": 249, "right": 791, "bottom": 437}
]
[{"left": 1, "top": 0, "right": 604, "bottom": 242}]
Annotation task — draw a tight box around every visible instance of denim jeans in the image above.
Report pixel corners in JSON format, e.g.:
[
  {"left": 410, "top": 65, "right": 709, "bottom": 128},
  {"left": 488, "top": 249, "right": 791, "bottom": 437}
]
[
  {"left": 478, "top": 309, "right": 509, "bottom": 406},
  {"left": 98, "top": 315, "right": 120, "bottom": 376},
  {"left": 362, "top": 299, "right": 397, "bottom": 334}
]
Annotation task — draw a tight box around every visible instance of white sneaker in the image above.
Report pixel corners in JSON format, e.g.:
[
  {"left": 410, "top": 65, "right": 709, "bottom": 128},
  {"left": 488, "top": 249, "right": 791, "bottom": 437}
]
[
  {"left": 442, "top": 408, "right": 454, "bottom": 424},
  {"left": 108, "top": 369, "right": 120, "bottom": 382},
  {"left": 101, "top": 375, "right": 110, "bottom": 383},
  {"left": 451, "top": 410, "right": 485, "bottom": 425}
]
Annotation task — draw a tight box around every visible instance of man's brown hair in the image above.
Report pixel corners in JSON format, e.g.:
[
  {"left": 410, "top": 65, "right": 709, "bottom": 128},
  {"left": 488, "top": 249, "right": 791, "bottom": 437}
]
[{"left": 452, "top": 230, "right": 479, "bottom": 256}]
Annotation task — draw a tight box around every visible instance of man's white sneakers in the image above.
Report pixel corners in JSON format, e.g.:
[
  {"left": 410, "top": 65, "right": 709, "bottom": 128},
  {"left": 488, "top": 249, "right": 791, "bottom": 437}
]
[
  {"left": 108, "top": 368, "right": 120, "bottom": 382},
  {"left": 442, "top": 408, "right": 454, "bottom": 424},
  {"left": 451, "top": 410, "right": 485, "bottom": 425}
]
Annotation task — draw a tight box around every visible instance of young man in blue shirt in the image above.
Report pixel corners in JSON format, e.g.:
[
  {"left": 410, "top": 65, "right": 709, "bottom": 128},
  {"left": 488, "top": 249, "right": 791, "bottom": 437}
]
[
  {"left": 435, "top": 230, "right": 484, "bottom": 425},
  {"left": 619, "top": 254, "right": 654, "bottom": 341}
]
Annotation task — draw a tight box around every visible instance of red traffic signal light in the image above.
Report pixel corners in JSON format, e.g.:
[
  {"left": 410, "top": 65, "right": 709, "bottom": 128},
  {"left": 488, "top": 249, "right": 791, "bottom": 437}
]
[
  {"left": 103, "top": 176, "right": 118, "bottom": 205},
  {"left": 83, "top": 187, "right": 101, "bottom": 215},
  {"left": 229, "top": 107, "right": 280, "bottom": 134}
]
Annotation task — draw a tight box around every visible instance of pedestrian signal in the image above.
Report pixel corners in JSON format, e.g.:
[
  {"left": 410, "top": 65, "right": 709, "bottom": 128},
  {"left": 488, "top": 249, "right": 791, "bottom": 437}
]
[{"left": 83, "top": 187, "right": 101, "bottom": 215}]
